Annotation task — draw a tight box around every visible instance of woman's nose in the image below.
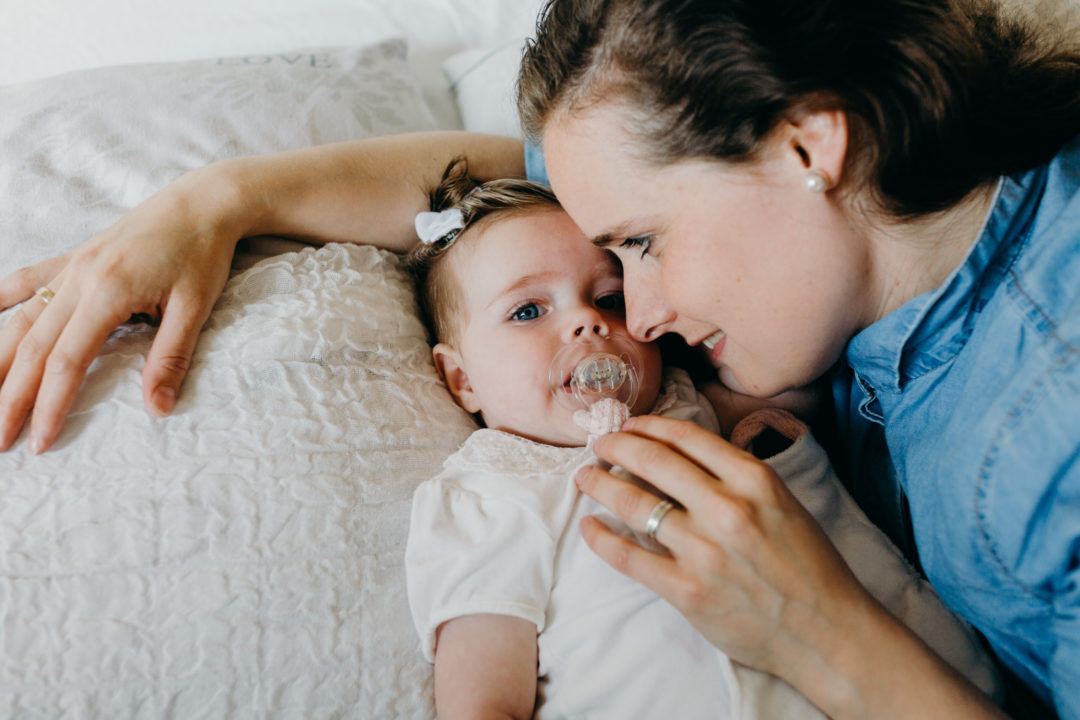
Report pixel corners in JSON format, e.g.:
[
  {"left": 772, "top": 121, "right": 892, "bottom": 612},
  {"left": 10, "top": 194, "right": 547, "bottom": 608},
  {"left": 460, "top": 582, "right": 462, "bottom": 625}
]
[{"left": 626, "top": 285, "right": 676, "bottom": 342}]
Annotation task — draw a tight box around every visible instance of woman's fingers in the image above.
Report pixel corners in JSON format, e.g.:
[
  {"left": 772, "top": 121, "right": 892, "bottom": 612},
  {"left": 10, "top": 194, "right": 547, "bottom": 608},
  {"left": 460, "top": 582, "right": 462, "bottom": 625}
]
[
  {"left": 4, "top": 285, "right": 210, "bottom": 453},
  {"left": 142, "top": 295, "right": 209, "bottom": 417},
  {"left": 576, "top": 463, "right": 692, "bottom": 547},
  {"left": 0, "top": 260, "right": 70, "bottom": 450},
  {"left": 0, "top": 255, "right": 70, "bottom": 312},
  {"left": 0, "top": 284, "right": 80, "bottom": 451},
  {"left": 596, "top": 415, "right": 773, "bottom": 501},
  {"left": 577, "top": 514, "right": 687, "bottom": 596},
  {"left": 25, "top": 293, "right": 134, "bottom": 452},
  {"left": 0, "top": 295, "right": 48, "bottom": 382}
]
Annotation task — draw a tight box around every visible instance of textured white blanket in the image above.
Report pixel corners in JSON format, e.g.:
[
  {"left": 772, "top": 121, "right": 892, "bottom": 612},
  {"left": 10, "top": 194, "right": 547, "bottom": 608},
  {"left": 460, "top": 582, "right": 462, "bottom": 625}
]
[
  {"left": 0, "top": 40, "right": 482, "bottom": 716},
  {"left": 0, "top": 243, "right": 477, "bottom": 717}
]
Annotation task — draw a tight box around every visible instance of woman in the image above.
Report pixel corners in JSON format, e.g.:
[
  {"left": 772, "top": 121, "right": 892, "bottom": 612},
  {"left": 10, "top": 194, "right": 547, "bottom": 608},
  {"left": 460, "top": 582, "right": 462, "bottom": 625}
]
[{"left": 1, "top": 0, "right": 1077, "bottom": 717}]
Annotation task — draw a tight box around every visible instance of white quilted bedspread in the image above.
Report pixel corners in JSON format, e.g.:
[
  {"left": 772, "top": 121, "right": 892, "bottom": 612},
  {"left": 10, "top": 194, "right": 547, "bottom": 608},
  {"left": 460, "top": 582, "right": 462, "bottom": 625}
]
[{"left": 0, "top": 243, "right": 477, "bottom": 718}]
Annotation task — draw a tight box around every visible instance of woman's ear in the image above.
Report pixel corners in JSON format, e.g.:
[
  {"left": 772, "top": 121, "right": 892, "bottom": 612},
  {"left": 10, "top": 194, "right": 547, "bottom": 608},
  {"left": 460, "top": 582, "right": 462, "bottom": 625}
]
[
  {"left": 432, "top": 343, "right": 482, "bottom": 414},
  {"left": 786, "top": 110, "right": 848, "bottom": 190}
]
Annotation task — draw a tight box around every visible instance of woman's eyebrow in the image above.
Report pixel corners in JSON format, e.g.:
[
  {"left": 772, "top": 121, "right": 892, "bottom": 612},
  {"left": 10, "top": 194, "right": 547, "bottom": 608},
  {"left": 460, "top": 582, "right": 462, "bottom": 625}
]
[{"left": 590, "top": 221, "right": 641, "bottom": 247}]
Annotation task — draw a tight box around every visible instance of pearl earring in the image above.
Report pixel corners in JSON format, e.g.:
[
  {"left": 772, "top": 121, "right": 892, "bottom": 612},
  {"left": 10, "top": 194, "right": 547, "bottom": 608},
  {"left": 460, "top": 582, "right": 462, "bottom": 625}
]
[{"left": 805, "top": 169, "right": 830, "bottom": 193}]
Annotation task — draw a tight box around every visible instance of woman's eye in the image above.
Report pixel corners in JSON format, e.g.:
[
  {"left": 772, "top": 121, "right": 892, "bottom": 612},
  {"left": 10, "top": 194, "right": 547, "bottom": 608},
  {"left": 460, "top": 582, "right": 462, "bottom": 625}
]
[
  {"left": 595, "top": 292, "right": 625, "bottom": 313},
  {"left": 619, "top": 234, "right": 653, "bottom": 259},
  {"left": 511, "top": 303, "right": 544, "bottom": 321}
]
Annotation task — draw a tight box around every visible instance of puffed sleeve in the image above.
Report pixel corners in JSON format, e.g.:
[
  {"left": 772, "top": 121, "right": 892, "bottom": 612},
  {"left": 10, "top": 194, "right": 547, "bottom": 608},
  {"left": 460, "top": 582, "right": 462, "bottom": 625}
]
[{"left": 404, "top": 472, "right": 565, "bottom": 662}]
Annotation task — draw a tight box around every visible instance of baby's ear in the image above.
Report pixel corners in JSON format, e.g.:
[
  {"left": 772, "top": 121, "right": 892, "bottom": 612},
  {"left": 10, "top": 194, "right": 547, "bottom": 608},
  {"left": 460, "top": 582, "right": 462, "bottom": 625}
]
[{"left": 432, "top": 343, "right": 482, "bottom": 414}]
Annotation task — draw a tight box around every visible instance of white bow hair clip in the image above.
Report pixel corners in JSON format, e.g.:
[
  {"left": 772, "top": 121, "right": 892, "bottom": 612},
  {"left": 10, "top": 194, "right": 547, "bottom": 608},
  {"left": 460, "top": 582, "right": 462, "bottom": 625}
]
[{"left": 415, "top": 208, "right": 464, "bottom": 245}]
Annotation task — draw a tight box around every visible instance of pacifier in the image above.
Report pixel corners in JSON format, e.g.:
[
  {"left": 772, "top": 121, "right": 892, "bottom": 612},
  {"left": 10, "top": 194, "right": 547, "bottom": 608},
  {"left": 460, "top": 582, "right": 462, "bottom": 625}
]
[{"left": 549, "top": 337, "right": 643, "bottom": 435}]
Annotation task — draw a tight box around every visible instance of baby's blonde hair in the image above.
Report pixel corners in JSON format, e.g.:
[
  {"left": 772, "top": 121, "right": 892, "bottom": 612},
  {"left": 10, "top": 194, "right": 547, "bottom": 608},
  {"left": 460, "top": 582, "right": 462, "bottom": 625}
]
[{"left": 403, "top": 158, "right": 561, "bottom": 343}]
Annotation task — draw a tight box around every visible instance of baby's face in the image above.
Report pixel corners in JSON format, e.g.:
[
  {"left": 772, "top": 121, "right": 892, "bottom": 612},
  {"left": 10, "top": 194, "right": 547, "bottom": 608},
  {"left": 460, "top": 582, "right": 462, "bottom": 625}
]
[{"left": 440, "top": 207, "right": 663, "bottom": 446}]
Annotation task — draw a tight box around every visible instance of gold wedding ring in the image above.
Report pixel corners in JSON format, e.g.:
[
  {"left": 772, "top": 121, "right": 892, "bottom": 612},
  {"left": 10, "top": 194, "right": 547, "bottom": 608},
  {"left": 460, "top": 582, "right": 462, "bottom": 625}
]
[{"left": 34, "top": 286, "right": 55, "bottom": 305}]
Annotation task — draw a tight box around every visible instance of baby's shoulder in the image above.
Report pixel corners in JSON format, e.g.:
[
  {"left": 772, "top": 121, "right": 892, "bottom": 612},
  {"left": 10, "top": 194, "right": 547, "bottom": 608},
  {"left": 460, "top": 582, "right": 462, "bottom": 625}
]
[
  {"left": 417, "top": 429, "right": 589, "bottom": 511},
  {"left": 445, "top": 429, "right": 591, "bottom": 475}
]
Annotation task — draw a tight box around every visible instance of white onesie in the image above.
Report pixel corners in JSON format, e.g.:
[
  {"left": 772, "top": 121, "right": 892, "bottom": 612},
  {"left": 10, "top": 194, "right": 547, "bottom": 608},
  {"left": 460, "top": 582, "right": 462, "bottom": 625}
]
[{"left": 406, "top": 369, "right": 1000, "bottom": 718}]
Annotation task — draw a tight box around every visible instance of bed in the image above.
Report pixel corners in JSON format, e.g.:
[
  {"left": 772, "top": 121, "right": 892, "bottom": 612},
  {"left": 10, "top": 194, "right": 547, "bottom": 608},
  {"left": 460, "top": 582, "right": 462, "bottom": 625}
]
[
  {"left": 2, "top": 0, "right": 1073, "bottom": 716},
  {"left": 0, "top": 2, "right": 540, "bottom": 716}
]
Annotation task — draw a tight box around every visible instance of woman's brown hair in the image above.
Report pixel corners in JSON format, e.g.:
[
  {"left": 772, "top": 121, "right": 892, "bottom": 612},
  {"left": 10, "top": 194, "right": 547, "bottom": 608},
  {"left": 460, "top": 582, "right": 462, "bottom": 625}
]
[{"left": 517, "top": 0, "right": 1080, "bottom": 218}]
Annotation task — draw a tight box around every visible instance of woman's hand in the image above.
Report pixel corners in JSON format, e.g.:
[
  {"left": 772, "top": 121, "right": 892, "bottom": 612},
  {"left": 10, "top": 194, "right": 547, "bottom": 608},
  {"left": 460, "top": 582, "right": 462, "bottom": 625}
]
[
  {"left": 575, "top": 414, "right": 1007, "bottom": 719},
  {"left": 0, "top": 166, "right": 242, "bottom": 454},
  {"left": 577, "top": 414, "right": 868, "bottom": 670},
  {"left": 0, "top": 133, "right": 528, "bottom": 455}
]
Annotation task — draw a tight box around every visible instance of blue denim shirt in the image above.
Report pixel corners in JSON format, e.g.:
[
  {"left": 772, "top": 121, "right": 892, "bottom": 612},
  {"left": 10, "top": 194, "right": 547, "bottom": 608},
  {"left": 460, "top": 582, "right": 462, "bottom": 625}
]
[
  {"left": 524, "top": 140, "right": 550, "bottom": 187},
  {"left": 526, "top": 138, "right": 1080, "bottom": 716},
  {"left": 835, "top": 138, "right": 1080, "bottom": 718}
]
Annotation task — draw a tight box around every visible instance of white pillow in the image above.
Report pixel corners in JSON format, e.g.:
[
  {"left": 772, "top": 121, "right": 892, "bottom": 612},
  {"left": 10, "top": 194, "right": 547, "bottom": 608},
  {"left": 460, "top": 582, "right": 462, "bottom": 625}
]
[
  {"left": 0, "top": 41, "right": 477, "bottom": 719},
  {"left": 442, "top": 38, "right": 528, "bottom": 137},
  {"left": 0, "top": 40, "right": 436, "bottom": 274}
]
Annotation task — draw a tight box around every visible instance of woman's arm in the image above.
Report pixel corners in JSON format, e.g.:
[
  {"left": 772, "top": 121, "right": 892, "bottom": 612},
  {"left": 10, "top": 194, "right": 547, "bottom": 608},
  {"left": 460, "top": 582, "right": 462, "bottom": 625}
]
[
  {"left": 433, "top": 614, "right": 538, "bottom": 720},
  {"left": 0, "top": 131, "right": 524, "bottom": 453},
  {"left": 575, "top": 415, "right": 1006, "bottom": 720},
  {"left": 232, "top": 132, "right": 526, "bottom": 252}
]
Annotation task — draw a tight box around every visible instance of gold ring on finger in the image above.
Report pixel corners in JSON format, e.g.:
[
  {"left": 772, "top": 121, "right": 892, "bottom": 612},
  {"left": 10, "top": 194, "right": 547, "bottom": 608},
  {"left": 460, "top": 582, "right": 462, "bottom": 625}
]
[{"left": 34, "top": 286, "right": 55, "bottom": 305}]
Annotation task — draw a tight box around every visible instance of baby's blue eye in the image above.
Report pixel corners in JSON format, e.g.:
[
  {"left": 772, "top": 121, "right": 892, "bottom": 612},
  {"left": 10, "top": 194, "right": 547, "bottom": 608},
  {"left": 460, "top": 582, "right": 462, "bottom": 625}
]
[
  {"left": 596, "top": 292, "right": 625, "bottom": 313},
  {"left": 511, "top": 303, "right": 543, "bottom": 321}
]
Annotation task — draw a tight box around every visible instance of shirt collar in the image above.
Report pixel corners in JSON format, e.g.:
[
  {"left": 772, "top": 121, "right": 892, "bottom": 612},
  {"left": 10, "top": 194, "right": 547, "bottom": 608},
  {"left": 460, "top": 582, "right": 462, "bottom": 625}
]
[{"left": 845, "top": 165, "right": 1047, "bottom": 392}]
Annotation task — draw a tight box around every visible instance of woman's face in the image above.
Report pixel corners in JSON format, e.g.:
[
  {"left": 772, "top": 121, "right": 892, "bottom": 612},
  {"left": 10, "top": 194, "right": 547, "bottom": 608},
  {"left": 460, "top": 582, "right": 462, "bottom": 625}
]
[{"left": 543, "top": 103, "right": 870, "bottom": 397}]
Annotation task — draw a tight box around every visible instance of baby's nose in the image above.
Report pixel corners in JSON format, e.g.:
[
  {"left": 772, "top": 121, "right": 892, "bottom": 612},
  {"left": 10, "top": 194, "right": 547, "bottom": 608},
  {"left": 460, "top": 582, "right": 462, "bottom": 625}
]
[
  {"left": 568, "top": 309, "right": 611, "bottom": 341},
  {"left": 575, "top": 322, "right": 604, "bottom": 337}
]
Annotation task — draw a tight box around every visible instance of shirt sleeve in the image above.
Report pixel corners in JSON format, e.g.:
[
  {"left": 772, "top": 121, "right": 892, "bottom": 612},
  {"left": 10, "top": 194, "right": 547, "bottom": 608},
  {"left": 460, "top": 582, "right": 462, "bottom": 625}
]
[
  {"left": 1043, "top": 451, "right": 1080, "bottom": 719},
  {"left": 985, "top": 366, "right": 1080, "bottom": 717},
  {"left": 1052, "top": 554, "right": 1080, "bottom": 719},
  {"left": 524, "top": 139, "right": 550, "bottom": 186},
  {"left": 404, "top": 474, "right": 559, "bottom": 662}
]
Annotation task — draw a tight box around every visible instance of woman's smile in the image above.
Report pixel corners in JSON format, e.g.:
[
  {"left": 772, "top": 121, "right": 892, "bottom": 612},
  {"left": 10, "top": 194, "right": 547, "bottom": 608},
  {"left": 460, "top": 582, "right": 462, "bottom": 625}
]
[{"left": 702, "top": 330, "right": 726, "bottom": 364}]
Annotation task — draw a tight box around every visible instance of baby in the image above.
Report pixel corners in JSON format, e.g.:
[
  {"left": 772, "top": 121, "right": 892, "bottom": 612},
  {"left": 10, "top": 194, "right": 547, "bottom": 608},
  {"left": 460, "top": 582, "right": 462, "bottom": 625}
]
[{"left": 403, "top": 161, "right": 999, "bottom": 719}]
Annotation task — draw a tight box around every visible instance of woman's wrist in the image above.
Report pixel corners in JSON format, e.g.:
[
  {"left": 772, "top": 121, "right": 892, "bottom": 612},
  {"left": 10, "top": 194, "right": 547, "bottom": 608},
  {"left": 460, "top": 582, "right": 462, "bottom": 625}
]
[
  {"left": 784, "top": 593, "right": 1005, "bottom": 719},
  {"left": 758, "top": 583, "right": 869, "bottom": 716},
  {"left": 173, "top": 158, "right": 271, "bottom": 243}
]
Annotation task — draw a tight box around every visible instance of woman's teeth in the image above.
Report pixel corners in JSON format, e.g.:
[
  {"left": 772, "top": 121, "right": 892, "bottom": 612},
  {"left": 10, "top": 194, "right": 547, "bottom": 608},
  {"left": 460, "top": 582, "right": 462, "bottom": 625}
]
[{"left": 702, "top": 330, "right": 726, "bottom": 350}]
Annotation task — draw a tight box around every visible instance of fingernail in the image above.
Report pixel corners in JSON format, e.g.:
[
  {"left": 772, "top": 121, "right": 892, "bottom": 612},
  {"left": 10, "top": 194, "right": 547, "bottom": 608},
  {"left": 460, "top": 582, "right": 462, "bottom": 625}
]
[
  {"left": 28, "top": 434, "right": 43, "bottom": 455},
  {"left": 152, "top": 386, "right": 176, "bottom": 416},
  {"left": 621, "top": 417, "right": 637, "bottom": 430},
  {"left": 575, "top": 466, "right": 590, "bottom": 488}
]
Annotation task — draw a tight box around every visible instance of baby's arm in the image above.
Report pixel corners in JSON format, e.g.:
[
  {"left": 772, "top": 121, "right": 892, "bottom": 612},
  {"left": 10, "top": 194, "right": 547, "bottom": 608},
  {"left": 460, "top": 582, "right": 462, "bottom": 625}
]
[
  {"left": 700, "top": 379, "right": 824, "bottom": 437},
  {"left": 433, "top": 614, "right": 538, "bottom": 720}
]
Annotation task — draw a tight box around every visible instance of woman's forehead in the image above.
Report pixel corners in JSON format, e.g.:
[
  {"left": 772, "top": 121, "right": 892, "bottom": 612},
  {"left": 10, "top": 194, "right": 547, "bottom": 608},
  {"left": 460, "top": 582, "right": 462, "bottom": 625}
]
[{"left": 543, "top": 105, "right": 670, "bottom": 232}]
